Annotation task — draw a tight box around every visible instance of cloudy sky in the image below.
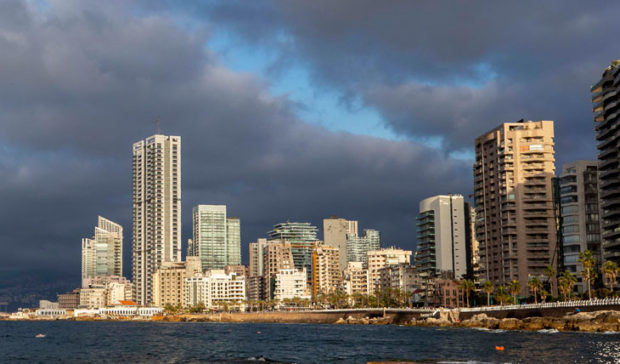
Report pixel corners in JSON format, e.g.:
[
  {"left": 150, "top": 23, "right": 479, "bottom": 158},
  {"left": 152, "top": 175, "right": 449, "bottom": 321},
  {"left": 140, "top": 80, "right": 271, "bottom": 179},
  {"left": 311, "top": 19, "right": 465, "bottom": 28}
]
[{"left": 1, "top": 0, "right": 618, "bottom": 289}]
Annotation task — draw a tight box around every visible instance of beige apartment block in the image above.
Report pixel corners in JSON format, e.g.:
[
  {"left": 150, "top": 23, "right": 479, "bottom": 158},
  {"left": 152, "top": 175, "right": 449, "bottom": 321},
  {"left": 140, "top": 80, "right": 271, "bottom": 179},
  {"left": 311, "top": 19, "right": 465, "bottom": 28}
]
[
  {"left": 343, "top": 262, "right": 368, "bottom": 296},
  {"left": 367, "top": 248, "right": 412, "bottom": 295},
  {"left": 379, "top": 263, "right": 417, "bottom": 294},
  {"left": 152, "top": 257, "right": 202, "bottom": 308},
  {"left": 133, "top": 134, "right": 182, "bottom": 306},
  {"left": 185, "top": 270, "right": 246, "bottom": 310},
  {"left": 79, "top": 287, "right": 106, "bottom": 309},
  {"left": 225, "top": 264, "right": 247, "bottom": 278},
  {"left": 82, "top": 276, "right": 133, "bottom": 306},
  {"left": 323, "top": 216, "right": 358, "bottom": 272},
  {"left": 274, "top": 269, "right": 311, "bottom": 301},
  {"left": 263, "top": 240, "right": 295, "bottom": 277},
  {"left": 474, "top": 120, "right": 557, "bottom": 294},
  {"left": 311, "top": 245, "right": 342, "bottom": 296},
  {"left": 57, "top": 289, "right": 81, "bottom": 309},
  {"left": 263, "top": 240, "right": 296, "bottom": 299},
  {"left": 246, "top": 275, "right": 266, "bottom": 301}
]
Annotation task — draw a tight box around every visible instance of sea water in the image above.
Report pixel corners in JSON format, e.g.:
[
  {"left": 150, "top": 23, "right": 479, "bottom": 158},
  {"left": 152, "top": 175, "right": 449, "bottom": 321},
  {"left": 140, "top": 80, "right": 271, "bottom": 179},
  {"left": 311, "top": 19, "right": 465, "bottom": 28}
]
[{"left": 1, "top": 321, "right": 618, "bottom": 363}]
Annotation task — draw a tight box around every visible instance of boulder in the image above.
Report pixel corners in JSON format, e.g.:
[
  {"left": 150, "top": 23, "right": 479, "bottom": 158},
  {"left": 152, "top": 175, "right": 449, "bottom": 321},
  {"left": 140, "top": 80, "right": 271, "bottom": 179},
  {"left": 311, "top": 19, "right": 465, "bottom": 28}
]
[
  {"left": 499, "top": 318, "right": 521, "bottom": 330},
  {"left": 521, "top": 317, "right": 544, "bottom": 330}
]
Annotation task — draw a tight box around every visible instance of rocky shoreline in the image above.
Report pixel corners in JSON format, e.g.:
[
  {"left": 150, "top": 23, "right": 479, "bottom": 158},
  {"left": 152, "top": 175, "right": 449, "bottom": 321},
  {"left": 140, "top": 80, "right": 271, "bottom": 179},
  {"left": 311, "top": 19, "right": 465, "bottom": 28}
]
[
  {"left": 406, "top": 310, "right": 620, "bottom": 332},
  {"left": 5, "top": 309, "right": 620, "bottom": 332}
]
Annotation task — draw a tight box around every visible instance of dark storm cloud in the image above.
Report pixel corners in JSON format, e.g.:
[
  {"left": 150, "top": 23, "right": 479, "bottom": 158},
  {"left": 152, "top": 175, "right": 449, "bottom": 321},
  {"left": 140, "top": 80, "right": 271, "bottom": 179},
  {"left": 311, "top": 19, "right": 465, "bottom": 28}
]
[
  {"left": 0, "top": 0, "right": 470, "bottom": 287},
  {"left": 191, "top": 0, "right": 619, "bottom": 162}
]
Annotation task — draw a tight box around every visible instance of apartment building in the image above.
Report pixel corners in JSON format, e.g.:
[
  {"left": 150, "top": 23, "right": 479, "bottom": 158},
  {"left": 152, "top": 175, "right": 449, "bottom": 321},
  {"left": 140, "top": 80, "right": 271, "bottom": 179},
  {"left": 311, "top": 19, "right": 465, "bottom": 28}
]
[
  {"left": 592, "top": 60, "right": 620, "bottom": 265},
  {"left": 132, "top": 134, "right": 182, "bottom": 305},
  {"left": 474, "top": 120, "right": 557, "bottom": 294}
]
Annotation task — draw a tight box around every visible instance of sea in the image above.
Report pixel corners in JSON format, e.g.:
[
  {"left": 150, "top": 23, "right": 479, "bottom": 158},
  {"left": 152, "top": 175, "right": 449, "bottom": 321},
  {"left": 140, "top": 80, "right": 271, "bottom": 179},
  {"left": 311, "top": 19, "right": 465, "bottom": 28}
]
[{"left": 1, "top": 321, "right": 619, "bottom": 363}]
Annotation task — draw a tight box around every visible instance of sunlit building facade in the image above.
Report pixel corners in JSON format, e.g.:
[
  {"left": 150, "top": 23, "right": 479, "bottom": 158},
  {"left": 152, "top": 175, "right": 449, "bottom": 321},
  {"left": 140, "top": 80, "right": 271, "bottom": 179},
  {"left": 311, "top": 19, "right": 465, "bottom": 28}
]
[
  {"left": 132, "top": 134, "right": 182, "bottom": 305},
  {"left": 474, "top": 120, "right": 556, "bottom": 294},
  {"left": 81, "top": 216, "right": 123, "bottom": 287}
]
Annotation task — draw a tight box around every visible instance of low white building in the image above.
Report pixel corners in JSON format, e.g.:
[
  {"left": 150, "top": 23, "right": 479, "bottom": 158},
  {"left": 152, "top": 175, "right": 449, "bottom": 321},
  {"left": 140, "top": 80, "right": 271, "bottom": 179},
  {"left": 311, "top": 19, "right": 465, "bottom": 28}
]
[
  {"left": 185, "top": 270, "right": 246, "bottom": 310},
  {"left": 274, "top": 269, "right": 310, "bottom": 301},
  {"left": 35, "top": 308, "right": 66, "bottom": 318}
]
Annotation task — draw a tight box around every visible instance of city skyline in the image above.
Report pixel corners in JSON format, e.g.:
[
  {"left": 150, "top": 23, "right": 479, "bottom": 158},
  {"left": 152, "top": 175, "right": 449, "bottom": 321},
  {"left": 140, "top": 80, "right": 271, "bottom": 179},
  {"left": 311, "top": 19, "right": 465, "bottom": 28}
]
[{"left": 2, "top": 0, "right": 620, "bottom": 300}]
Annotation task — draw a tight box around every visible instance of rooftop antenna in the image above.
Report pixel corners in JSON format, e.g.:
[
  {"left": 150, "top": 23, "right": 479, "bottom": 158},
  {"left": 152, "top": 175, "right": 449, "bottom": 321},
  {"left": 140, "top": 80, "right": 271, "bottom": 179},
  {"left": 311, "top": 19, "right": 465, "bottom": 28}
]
[{"left": 155, "top": 117, "right": 161, "bottom": 134}]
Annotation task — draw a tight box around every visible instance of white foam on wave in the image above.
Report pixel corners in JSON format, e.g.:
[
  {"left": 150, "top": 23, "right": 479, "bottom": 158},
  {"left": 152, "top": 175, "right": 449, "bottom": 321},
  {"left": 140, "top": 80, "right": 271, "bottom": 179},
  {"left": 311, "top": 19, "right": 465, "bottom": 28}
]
[{"left": 537, "top": 329, "right": 559, "bottom": 334}]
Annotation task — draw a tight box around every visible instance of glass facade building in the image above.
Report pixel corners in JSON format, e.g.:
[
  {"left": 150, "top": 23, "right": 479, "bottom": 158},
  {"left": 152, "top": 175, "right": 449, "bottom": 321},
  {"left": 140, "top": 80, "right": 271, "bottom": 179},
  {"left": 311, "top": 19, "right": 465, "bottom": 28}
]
[
  {"left": 346, "top": 229, "right": 380, "bottom": 266},
  {"left": 268, "top": 222, "right": 318, "bottom": 281},
  {"left": 192, "top": 205, "right": 241, "bottom": 270},
  {"left": 81, "top": 216, "right": 123, "bottom": 288}
]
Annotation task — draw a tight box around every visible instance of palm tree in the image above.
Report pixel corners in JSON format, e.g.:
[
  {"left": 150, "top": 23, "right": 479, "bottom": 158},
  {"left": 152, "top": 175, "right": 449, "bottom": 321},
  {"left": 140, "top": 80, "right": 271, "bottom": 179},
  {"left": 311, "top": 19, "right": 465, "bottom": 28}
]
[
  {"left": 496, "top": 286, "right": 509, "bottom": 306},
  {"left": 483, "top": 280, "right": 494, "bottom": 306},
  {"left": 544, "top": 265, "right": 557, "bottom": 297},
  {"left": 558, "top": 270, "right": 577, "bottom": 301},
  {"left": 458, "top": 279, "right": 475, "bottom": 307},
  {"left": 602, "top": 261, "right": 619, "bottom": 295},
  {"left": 579, "top": 250, "right": 597, "bottom": 300},
  {"left": 528, "top": 276, "right": 542, "bottom": 304},
  {"left": 508, "top": 280, "right": 521, "bottom": 305},
  {"left": 539, "top": 289, "right": 549, "bottom": 303}
]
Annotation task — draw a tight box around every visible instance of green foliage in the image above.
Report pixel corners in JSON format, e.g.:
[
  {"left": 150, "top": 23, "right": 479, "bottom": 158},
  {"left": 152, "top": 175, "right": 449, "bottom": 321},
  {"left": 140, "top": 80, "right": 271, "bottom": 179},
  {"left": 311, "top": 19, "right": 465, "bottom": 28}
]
[
  {"left": 458, "top": 279, "right": 475, "bottom": 307},
  {"left": 558, "top": 270, "right": 577, "bottom": 301},
  {"left": 602, "top": 260, "right": 619, "bottom": 294},
  {"left": 482, "top": 280, "right": 494, "bottom": 306},
  {"left": 579, "top": 250, "right": 598, "bottom": 300},
  {"left": 528, "top": 276, "right": 542, "bottom": 304},
  {"left": 188, "top": 301, "right": 205, "bottom": 313},
  {"left": 508, "top": 280, "right": 521, "bottom": 304}
]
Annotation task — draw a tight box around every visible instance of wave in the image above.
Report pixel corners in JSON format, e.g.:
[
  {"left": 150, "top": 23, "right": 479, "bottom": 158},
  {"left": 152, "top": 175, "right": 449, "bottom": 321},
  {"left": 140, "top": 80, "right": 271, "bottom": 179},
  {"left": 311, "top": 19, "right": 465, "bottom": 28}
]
[{"left": 537, "top": 329, "right": 559, "bottom": 334}]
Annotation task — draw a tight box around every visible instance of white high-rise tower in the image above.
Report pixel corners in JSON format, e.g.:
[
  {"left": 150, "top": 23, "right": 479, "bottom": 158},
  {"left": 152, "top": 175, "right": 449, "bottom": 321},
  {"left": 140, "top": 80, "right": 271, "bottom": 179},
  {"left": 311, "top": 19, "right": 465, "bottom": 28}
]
[{"left": 132, "top": 134, "right": 181, "bottom": 305}]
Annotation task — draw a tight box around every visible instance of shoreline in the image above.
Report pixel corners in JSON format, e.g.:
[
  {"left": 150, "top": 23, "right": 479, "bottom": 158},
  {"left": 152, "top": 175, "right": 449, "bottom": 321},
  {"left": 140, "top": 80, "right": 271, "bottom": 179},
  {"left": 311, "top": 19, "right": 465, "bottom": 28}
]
[{"left": 3, "top": 308, "right": 620, "bottom": 332}]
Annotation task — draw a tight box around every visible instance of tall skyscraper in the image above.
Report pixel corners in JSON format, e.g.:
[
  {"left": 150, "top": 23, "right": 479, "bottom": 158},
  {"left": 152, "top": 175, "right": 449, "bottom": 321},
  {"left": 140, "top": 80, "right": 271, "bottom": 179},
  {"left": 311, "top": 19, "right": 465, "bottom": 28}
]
[
  {"left": 192, "top": 205, "right": 241, "bottom": 271},
  {"left": 592, "top": 60, "right": 620, "bottom": 265},
  {"left": 81, "top": 216, "right": 123, "bottom": 287},
  {"left": 132, "top": 134, "right": 181, "bottom": 305},
  {"left": 415, "top": 194, "right": 469, "bottom": 280},
  {"left": 268, "top": 222, "right": 319, "bottom": 280},
  {"left": 474, "top": 120, "right": 557, "bottom": 294},
  {"left": 323, "top": 216, "right": 358, "bottom": 272},
  {"left": 558, "top": 161, "right": 602, "bottom": 293},
  {"left": 347, "top": 229, "right": 380, "bottom": 266}
]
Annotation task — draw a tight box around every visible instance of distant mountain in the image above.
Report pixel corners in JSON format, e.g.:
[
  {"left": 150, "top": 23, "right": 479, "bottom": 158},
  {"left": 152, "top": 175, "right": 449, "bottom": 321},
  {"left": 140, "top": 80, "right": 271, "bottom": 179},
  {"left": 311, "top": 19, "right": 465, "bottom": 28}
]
[{"left": 0, "top": 269, "right": 79, "bottom": 312}]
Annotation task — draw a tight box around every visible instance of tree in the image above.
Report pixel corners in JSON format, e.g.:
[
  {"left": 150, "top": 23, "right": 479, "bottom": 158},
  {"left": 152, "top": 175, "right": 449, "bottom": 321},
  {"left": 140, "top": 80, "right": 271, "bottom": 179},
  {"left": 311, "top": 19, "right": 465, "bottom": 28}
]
[
  {"left": 602, "top": 261, "right": 619, "bottom": 295},
  {"left": 539, "top": 289, "right": 549, "bottom": 303},
  {"left": 458, "top": 279, "right": 475, "bottom": 307},
  {"left": 558, "top": 270, "right": 577, "bottom": 301},
  {"left": 189, "top": 301, "right": 205, "bottom": 313},
  {"left": 544, "top": 265, "right": 557, "bottom": 297},
  {"left": 579, "top": 250, "right": 598, "bottom": 300},
  {"left": 507, "top": 280, "right": 521, "bottom": 305},
  {"left": 483, "top": 280, "right": 494, "bottom": 306},
  {"left": 528, "top": 276, "right": 542, "bottom": 304},
  {"left": 495, "top": 286, "right": 509, "bottom": 306}
]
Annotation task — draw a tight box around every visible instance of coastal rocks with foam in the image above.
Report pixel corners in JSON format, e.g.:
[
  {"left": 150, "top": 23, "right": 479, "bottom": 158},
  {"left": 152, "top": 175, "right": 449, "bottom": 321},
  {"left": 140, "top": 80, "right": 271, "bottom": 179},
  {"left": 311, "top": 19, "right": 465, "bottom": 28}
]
[{"left": 437, "top": 309, "right": 620, "bottom": 332}]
